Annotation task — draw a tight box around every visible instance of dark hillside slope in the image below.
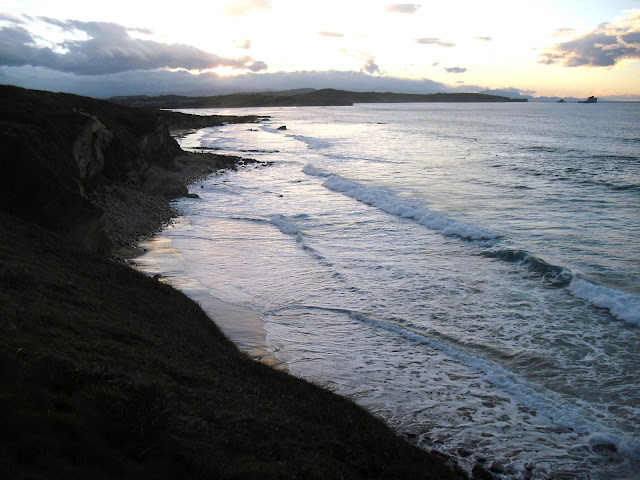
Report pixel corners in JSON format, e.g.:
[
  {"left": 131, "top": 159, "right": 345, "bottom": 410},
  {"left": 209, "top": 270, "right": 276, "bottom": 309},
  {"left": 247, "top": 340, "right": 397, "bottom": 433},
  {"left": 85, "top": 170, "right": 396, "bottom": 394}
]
[{"left": 0, "top": 212, "right": 466, "bottom": 479}]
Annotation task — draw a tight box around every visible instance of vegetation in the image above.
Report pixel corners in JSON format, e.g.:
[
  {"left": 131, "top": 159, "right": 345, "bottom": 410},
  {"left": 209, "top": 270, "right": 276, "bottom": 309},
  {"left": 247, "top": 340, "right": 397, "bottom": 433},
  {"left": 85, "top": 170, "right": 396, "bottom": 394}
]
[{"left": 0, "top": 212, "right": 466, "bottom": 479}]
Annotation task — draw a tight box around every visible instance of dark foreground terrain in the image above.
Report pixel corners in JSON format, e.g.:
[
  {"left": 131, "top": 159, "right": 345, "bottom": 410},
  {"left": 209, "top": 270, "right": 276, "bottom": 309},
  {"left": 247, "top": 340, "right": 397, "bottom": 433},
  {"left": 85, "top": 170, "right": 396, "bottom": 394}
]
[
  {"left": 0, "top": 213, "right": 466, "bottom": 479},
  {"left": 0, "top": 86, "right": 467, "bottom": 478}
]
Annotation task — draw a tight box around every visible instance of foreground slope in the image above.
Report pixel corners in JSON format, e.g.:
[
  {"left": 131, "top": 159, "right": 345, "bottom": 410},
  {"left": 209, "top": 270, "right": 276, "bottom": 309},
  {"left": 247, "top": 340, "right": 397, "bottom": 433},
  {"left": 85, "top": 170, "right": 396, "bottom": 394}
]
[
  {"left": 0, "top": 86, "right": 466, "bottom": 478},
  {"left": 0, "top": 213, "right": 465, "bottom": 479}
]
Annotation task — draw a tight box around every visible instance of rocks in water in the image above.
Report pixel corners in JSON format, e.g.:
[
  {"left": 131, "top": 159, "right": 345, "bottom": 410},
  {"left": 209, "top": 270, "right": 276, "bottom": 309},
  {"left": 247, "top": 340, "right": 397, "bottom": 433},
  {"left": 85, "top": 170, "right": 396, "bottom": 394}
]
[
  {"left": 277, "top": 125, "right": 287, "bottom": 130},
  {"left": 489, "top": 460, "right": 505, "bottom": 474},
  {"left": 457, "top": 448, "right": 472, "bottom": 458},
  {"left": 471, "top": 463, "right": 494, "bottom": 479},
  {"left": 185, "top": 193, "right": 200, "bottom": 199}
]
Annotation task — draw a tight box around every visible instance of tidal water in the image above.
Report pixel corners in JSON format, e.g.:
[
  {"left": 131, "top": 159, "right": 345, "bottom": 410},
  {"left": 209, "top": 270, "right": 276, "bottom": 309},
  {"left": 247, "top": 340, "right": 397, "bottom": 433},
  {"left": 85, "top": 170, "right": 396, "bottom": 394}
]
[{"left": 136, "top": 102, "right": 640, "bottom": 478}]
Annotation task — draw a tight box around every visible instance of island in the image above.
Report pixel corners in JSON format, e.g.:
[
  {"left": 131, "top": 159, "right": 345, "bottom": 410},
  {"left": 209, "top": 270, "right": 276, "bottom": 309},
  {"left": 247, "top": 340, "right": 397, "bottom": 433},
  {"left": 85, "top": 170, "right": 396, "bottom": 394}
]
[{"left": 578, "top": 96, "right": 597, "bottom": 103}]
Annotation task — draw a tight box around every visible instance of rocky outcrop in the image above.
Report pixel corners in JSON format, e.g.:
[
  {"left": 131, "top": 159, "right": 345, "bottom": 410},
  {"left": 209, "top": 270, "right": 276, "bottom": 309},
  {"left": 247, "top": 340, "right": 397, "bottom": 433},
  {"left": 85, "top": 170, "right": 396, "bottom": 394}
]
[
  {"left": 72, "top": 117, "right": 113, "bottom": 191},
  {"left": 0, "top": 85, "right": 257, "bottom": 256}
]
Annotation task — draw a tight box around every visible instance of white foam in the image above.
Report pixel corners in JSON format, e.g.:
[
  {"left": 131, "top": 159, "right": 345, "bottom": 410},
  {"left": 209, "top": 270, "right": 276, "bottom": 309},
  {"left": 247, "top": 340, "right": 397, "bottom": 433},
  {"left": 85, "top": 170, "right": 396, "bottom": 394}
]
[
  {"left": 287, "top": 133, "right": 332, "bottom": 150},
  {"left": 316, "top": 173, "right": 498, "bottom": 241},
  {"left": 271, "top": 214, "right": 303, "bottom": 236},
  {"left": 569, "top": 277, "right": 640, "bottom": 326},
  {"left": 302, "top": 163, "right": 332, "bottom": 178}
]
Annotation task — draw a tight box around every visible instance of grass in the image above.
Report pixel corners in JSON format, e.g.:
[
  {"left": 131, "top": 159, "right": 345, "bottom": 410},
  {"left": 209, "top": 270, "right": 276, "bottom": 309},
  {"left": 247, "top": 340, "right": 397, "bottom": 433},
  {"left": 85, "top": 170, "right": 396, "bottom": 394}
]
[{"left": 0, "top": 212, "right": 466, "bottom": 479}]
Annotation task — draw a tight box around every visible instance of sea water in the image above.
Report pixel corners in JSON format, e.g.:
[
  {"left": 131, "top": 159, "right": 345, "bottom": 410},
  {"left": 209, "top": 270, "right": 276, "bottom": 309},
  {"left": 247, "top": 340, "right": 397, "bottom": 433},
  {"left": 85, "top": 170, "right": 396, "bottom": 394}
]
[{"left": 136, "top": 102, "right": 640, "bottom": 478}]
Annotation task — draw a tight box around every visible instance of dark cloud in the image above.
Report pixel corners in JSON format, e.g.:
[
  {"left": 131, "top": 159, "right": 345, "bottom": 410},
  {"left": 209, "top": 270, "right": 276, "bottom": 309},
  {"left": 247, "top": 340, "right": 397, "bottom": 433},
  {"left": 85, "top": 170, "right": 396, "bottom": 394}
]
[
  {"left": 245, "top": 60, "right": 268, "bottom": 72},
  {"left": 540, "top": 12, "right": 640, "bottom": 67},
  {"left": 362, "top": 57, "right": 380, "bottom": 74},
  {"left": 474, "top": 36, "right": 493, "bottom": 42},
  {"left": 0, "top": 13, "right": 27, "bottom": 24},
  {"left": 0, "top": 18, "right": 268, "bottom": 75},
  {"left": 224, "top": 0, "right": 272, "bottom": 16},
  {"left": 416, "top": 38, "right": 455, "bottom": 47},
  {"left": 385, "top": 4, "right": 421, "bottom": 14},
  {"left": 318, "top": 31, "right": 345, "bottom": 38},
  {"left": 445, "top": 67, "right": 467, "bottom": 73}
]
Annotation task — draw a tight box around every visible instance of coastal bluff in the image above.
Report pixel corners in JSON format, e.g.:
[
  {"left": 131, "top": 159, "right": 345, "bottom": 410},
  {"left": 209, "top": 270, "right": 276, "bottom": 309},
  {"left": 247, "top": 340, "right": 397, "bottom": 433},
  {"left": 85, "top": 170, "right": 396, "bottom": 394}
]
[
  {"left": 0, "top": 85, "right": 260, "bottom": 255},
  {"left": 0, "top": 86, "right": 467, "bottom": 479}
]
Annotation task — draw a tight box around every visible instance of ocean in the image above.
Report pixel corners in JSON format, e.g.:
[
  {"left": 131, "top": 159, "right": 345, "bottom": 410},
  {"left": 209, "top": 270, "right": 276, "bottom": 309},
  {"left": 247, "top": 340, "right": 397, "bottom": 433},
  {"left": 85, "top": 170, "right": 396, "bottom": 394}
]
[{"left": 135, "top": 102, "right": 640, "bottom": 478}]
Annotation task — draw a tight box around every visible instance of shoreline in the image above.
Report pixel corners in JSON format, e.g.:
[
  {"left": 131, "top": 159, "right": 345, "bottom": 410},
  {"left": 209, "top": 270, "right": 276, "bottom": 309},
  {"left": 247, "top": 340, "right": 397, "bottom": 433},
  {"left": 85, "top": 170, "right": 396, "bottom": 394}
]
[
  {"left": 0, "top": 210, "right": 466, "bottom": 479},
  {"left": 92, "top": 150, "right": 262, "bottom": 254},
  {"left": 1, "top": 86, "right": 468, "bottom": 478},
  {"left": 134, "top": 222, "right": 286, "bottom": 369},
  {"left": 98, "top": 127, "right": 284, "bottom": 365}
]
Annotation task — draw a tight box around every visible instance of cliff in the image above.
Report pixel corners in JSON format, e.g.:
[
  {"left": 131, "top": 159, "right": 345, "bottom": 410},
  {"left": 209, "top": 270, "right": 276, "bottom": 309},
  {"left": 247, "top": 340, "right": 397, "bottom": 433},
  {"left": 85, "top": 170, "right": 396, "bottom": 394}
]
[{"left": 0, "top": 85, "right": 259, "bottom": 255}]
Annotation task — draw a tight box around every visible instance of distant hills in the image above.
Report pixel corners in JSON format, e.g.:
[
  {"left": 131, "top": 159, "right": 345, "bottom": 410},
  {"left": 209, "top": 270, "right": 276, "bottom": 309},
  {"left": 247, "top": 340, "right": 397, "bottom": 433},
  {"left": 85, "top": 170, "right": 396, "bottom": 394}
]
[
  {"left": 479, "top": 89, "right": 602, "bottom": 103},
  {"left": 109, "top": 88, "right": 528, "bottom": 109}
]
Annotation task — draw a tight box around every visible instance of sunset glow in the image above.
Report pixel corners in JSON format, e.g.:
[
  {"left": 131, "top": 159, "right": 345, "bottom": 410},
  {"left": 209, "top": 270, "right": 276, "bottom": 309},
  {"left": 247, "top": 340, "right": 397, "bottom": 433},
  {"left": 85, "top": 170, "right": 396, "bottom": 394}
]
[{"left": 1, "top": 0, "right": 639, "bottom": 99}]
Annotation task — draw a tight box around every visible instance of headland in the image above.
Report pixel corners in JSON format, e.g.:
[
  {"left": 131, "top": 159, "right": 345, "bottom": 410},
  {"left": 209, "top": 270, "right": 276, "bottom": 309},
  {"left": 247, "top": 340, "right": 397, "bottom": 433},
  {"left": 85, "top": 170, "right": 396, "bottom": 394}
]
[{"left": 0, "top": 85, "right": 467, "bottom": 479}]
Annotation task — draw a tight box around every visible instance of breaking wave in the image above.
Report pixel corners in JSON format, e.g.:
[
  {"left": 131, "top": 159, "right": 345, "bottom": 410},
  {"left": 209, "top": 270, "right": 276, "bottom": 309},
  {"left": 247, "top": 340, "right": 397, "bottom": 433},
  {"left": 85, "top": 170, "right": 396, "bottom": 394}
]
[{"left": 304, "top": 165, "right": 498, "bottom": 241}]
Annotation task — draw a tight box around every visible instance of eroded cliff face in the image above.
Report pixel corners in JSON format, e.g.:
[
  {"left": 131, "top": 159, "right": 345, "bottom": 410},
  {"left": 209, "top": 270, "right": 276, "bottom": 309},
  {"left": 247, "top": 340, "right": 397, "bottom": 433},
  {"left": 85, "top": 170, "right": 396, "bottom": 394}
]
[
  {"left": 72, "top": 117, "right": 113, "bottom": 192},
  {"left": 0, "top": 86, "right": 187, "bottom": 256}
]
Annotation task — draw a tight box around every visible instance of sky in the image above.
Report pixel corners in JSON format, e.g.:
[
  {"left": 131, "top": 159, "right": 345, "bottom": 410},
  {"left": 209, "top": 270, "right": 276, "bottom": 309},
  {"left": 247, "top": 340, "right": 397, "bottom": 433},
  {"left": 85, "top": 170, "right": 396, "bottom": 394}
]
[{"left": 1, "top": 0, "right": 639, "bottom": 99}]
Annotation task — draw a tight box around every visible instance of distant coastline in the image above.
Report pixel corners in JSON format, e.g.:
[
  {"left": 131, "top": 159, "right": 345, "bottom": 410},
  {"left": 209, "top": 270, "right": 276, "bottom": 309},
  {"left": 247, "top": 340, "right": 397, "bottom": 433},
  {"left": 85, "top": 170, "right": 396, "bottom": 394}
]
[{"left": 109, "top": 88, "right": 528, "bottom": 109}]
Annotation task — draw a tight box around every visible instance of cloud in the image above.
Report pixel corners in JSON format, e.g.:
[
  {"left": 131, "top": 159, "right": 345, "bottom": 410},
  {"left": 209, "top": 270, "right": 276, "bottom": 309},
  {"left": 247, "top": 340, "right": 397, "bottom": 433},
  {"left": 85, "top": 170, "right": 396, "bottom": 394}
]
[
  {"left": 236, "top": 39, "right": 252, "bottom": 49},
  {"left": 223, "top": 0, "right": 272, "bottom": 16},
  {"left": 0, "top": 17, "right": 268, "bottom": 75},
  {"left": 318, "top": 31, "right": 345, "bottom": 38},
  {"left": 540, "top": 10, "right": 640, "bottom": 67},
  {"left": 552, "top": 28, "right": 576, "bottom": 38},
  {"left": 474, "top": 36, "right": 493, "bottom": 42},
  {"left": 445, "top": 67, "right": 467, "bottom": 73},
  {"left": 362, "top": 57, "right": 380, "bottom": 74},
  {"left": 385, "top": 4, "right": 421, "bottom": 14},
  {"left": 245, "top": 60, "right": 268, "bottom": 72},
  {"left": 416, "top": 38, "right": 455, "bottom": 47},
  {"left": 432, "top": 61, "right": 440, "bottom": 67},
  {"left": 0, "top": 13, "right": 27, "bottom": 24},
  {"left": 481, "top": 87, "right": 537, "bottom": 97}
]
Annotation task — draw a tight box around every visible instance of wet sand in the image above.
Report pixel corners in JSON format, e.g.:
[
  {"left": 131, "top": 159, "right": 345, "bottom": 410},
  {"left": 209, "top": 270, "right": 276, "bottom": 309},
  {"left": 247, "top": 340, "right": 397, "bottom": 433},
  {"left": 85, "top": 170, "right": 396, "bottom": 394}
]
[{"left": 133, "top": 230, "right": 285, "bottom": 369}]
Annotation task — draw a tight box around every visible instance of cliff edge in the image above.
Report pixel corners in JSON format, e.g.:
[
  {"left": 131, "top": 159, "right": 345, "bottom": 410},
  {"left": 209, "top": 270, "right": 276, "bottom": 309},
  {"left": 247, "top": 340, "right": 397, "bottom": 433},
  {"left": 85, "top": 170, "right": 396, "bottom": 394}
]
[{"left": 0, "top": 85, "right": 258, "bottom": 255}]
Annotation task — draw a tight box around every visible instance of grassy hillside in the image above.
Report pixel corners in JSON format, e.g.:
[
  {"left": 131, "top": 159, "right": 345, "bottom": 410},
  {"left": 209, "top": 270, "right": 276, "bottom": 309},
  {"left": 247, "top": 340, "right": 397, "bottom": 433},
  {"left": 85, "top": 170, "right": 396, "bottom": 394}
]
[{"left": 0, "top": 212, "right": 466, "bottom": 479}]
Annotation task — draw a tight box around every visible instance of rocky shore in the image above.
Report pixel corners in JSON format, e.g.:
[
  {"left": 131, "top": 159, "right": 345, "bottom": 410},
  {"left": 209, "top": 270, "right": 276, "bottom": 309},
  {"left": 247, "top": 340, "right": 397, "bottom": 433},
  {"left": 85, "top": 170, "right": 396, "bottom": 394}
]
[
  {"left": 1, "top": 86, "right": 468, "bottom": 478},
  {"left": 89, "top": 152, "right": 264, "bottom": 253}
]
